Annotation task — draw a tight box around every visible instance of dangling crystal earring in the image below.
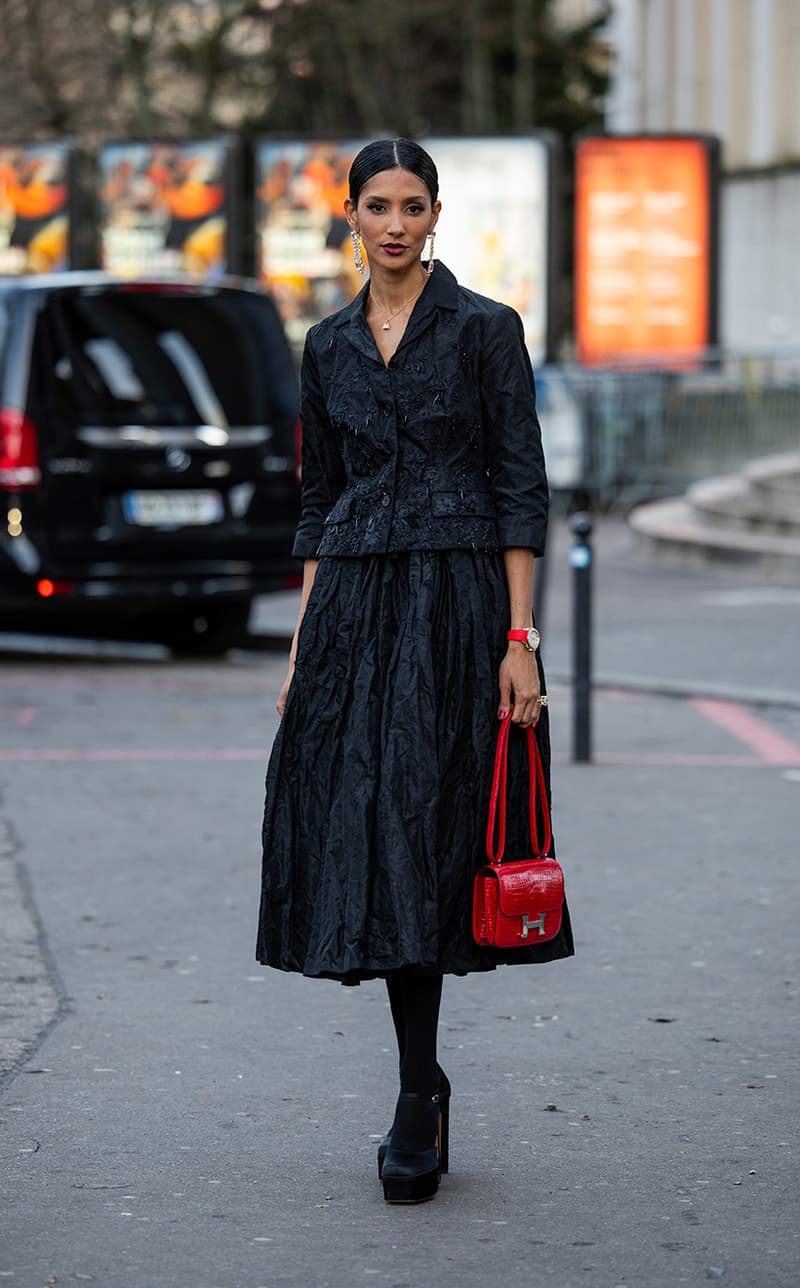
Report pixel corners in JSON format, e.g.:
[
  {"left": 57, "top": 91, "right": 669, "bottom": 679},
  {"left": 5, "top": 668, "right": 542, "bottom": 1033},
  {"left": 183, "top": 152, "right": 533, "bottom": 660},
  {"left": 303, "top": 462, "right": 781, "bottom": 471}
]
[
  {"left": 426, "top": 230, "right": 436, "bottom": 277},
  {"left": 351, "top": 229, "right": 365, "bottom": 275}
]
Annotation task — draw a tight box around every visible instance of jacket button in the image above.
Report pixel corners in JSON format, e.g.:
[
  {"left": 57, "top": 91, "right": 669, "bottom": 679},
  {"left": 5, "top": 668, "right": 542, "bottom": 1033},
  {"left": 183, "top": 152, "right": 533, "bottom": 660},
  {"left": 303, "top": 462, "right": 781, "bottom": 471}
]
[{"left": 381, "top": 494, "right": 391, "bottom": 507}]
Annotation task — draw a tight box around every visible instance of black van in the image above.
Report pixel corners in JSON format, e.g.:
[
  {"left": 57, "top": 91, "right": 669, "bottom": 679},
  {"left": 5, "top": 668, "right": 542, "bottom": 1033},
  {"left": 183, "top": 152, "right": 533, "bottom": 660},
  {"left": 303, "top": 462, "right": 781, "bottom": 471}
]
[{"left": 0, "top": 274, "right": 301, "bottom": 652}]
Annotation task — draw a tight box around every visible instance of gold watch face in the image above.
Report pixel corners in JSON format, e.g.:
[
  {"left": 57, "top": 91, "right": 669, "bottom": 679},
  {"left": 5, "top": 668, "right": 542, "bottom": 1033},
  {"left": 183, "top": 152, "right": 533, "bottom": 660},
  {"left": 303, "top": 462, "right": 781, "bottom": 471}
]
[{"left": 527, "top": 627, "right": 541, "bottom": 652}]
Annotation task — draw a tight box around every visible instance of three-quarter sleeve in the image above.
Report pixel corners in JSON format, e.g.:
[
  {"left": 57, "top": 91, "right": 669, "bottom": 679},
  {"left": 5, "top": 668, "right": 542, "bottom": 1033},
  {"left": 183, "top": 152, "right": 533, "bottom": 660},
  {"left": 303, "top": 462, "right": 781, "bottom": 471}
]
[
  {"left": 291, "top": 335, "right": 347, "bottom": 560},
  {"left": 481, "top": 305, "right": 549, "bottom": 555}
]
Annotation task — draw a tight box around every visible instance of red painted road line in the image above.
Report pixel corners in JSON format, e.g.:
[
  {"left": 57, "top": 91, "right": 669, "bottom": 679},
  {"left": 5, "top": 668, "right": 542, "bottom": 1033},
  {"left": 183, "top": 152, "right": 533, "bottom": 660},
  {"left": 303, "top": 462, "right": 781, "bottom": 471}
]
[
  {"left": 0, "top": 747, "right": 775, "bottom": 767},
  {"left": 1, "top": 704, "right": 38, "bottom": 725},
  {"left": 688, "top": 698, "right": 800, "bottom": 766},
  {"left": 590, "top": 751, "right": 766, "bottom": 766},
  {"left": 0, "top": 673, "right": 275, "bottom": 693}
]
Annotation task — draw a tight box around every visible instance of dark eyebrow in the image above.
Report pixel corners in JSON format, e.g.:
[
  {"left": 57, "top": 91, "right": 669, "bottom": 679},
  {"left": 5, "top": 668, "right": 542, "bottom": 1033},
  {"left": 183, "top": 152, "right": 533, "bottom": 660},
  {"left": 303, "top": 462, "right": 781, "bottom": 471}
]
[{"left": 364, "top": 193, "right": 428, "bottom": 203}]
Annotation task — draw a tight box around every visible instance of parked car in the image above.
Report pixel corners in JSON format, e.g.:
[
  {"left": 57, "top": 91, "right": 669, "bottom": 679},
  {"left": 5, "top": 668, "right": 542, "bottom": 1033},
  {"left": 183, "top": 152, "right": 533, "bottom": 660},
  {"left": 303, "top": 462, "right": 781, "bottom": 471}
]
[{"left": 0, "top": 273, "right": 301, "bottom": 653}]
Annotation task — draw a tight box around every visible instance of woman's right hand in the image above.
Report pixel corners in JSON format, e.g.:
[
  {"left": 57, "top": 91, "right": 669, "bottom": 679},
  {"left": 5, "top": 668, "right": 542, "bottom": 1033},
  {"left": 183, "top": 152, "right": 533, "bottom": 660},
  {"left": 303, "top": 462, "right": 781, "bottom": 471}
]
[{"left": 277, "top": 659, "right": 296, "bottom": 718}]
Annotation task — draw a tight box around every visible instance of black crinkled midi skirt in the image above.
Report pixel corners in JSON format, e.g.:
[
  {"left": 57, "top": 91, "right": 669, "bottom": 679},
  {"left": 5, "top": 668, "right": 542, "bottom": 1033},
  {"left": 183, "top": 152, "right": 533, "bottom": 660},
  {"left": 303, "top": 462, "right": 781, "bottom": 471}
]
[{"left": 256, "top": 549, "right": 574, "bottom": 982}]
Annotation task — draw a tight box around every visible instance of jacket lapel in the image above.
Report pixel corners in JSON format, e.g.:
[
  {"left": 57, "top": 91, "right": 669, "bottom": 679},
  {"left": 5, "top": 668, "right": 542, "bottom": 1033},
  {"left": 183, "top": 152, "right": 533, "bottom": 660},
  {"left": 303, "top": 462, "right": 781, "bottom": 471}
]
[
  {"left": 392, "top": 263, "right": 460, "bottom": 359},
  {"left": 333, "top": 281, "right": 384, "bottom": 367}
]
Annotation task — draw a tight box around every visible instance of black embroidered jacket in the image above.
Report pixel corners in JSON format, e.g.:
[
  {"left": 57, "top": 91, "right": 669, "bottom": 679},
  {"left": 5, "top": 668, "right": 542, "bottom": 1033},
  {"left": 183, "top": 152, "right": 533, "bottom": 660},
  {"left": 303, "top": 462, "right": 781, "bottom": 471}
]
[{"left": 292, "top": 262, "right": 549, "bottom": 560}]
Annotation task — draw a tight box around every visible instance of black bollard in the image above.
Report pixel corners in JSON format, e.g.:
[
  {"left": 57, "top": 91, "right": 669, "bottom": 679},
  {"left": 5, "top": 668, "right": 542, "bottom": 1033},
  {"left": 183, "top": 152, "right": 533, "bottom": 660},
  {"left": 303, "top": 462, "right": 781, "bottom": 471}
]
[{"left": 570, "top": 512, "right": 593, "bottom": 763}]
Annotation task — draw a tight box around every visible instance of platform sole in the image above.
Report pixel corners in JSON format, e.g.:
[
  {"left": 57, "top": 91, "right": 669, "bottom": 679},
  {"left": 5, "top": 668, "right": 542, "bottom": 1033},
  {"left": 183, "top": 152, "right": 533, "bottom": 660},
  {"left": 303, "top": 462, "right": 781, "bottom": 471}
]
[{"left": 382, "top": 1167, "right": 440, "bottom": 1204}]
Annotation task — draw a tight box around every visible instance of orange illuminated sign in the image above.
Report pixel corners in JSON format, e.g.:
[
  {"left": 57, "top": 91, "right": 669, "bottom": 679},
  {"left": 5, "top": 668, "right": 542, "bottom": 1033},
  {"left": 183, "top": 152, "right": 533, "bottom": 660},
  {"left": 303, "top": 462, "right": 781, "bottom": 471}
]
[{"left": 575, "top": 136, "right": 719, "bottom": 366}]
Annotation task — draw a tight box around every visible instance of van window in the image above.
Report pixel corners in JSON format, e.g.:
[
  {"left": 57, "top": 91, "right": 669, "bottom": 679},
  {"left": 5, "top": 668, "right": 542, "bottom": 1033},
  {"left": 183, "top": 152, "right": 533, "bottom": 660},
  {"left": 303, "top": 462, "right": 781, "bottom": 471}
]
[{"left": 31, "top": 288, "right": 297, "bottom": 429}]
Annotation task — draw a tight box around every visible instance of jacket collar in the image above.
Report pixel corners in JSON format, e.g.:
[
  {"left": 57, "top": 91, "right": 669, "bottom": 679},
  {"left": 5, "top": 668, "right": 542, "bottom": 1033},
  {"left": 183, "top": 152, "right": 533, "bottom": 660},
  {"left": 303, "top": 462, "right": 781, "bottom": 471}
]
[{"left": 332, "top": 262, "right": 459, "bottom": 365}]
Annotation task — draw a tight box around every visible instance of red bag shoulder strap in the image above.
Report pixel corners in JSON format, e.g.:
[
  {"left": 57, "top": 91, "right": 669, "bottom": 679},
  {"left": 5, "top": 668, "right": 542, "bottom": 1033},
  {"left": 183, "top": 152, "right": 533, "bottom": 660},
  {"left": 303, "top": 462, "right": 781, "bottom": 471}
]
[{"left": 485, "top": 713, "right": 552, "bottom": 865}]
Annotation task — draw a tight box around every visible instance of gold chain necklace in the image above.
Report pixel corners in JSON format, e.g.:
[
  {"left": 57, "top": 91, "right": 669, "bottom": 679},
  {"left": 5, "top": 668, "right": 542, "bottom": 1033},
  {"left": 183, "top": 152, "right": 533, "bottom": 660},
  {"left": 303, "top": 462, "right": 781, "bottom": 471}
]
[{"left": 369, "top": 279, "right": 426, "bottom": 331}]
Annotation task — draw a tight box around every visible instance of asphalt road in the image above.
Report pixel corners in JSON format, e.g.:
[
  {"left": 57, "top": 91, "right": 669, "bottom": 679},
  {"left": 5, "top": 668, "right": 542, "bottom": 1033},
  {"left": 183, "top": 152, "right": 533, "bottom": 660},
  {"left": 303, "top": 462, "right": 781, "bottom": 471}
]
[{"left": 1, "top": 522, "right": 799, "bottom": 1287}]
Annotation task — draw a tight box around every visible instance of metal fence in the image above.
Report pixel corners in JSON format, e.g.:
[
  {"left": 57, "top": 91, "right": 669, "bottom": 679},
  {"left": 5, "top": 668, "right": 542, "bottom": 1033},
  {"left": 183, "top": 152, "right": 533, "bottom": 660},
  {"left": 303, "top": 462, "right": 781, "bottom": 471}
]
[{"left": 537, "top": 351, "right": 800, "bottom": 507}]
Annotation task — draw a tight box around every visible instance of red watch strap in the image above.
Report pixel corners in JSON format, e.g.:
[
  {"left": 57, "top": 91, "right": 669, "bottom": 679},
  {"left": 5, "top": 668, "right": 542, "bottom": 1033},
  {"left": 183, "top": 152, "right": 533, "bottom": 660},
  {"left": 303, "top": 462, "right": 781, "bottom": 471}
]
[{"left": 507, "top": 629, "right": 531, "bottom": 644}]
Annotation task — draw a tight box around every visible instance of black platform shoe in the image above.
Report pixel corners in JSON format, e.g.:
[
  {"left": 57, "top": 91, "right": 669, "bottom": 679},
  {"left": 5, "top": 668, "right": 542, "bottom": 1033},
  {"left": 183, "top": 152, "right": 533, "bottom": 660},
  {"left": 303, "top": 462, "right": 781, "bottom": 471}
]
[
  {"left": 381, "top": 1091, "right": 445, "bottom": 1205},
  {"left": 378, "top": 1064, "right": 450, "bottom": 1179}
]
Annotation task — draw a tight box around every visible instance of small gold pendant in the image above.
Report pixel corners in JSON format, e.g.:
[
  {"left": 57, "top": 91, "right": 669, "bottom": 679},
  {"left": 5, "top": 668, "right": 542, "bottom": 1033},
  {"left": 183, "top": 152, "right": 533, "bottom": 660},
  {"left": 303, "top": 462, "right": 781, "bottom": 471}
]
[{"left": 381, "top": 321, "right": 391, "bottom": 331}]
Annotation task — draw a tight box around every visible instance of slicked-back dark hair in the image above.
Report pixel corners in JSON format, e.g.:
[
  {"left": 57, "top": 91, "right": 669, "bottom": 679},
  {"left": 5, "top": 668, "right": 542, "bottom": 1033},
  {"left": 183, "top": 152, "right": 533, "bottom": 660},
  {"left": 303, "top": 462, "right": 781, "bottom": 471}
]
[{"left": 348, "top": 138, "right": 439, "bottom": 205}]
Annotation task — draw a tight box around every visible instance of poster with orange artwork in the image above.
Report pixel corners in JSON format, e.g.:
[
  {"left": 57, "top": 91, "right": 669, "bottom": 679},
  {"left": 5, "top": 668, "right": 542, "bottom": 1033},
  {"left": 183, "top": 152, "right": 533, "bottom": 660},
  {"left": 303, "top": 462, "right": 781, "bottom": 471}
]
[
  {"left": 98, "top": 139, "right": 239, "bottom": 279},
  {"left": 255, "top": 138, "right": 371, "bottom": 354},
  {"left": 0, "top": 141, "right": 75, "bottom": 275}
]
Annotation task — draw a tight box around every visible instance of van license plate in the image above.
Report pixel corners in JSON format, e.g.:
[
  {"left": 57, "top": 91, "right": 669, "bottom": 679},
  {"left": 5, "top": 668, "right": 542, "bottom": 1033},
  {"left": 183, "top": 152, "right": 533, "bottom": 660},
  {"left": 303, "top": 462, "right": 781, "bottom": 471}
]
[{"left": 122, "top": 490, "right": 224, "bottom": 526}]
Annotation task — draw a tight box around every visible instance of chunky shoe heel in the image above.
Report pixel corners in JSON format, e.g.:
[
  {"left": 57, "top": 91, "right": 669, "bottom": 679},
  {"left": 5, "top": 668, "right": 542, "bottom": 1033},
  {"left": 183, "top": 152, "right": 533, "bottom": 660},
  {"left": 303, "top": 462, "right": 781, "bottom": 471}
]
[
  {"left": 437, "top": 1090, "right": 450, "bottom": 1176},
  {"left": 378, "top": 1064, "right": 450, "bottom": 1179},
  {"left": 381, "top": 1091, "right": 441, "bottom": 1205},
  {"left": 436, "top": 1067, "right": 450, "bottom": 1175},
  {"left": 377, "top": 1131, "right": 390, "bottom": 1181}
]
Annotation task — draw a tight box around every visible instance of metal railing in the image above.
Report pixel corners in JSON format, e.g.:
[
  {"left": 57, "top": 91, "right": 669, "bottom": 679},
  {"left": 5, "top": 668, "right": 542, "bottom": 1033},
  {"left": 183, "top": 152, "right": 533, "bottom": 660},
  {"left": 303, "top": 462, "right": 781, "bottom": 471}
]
[{"left": 538, "top": 350, "right": 800, "bottom": 507}]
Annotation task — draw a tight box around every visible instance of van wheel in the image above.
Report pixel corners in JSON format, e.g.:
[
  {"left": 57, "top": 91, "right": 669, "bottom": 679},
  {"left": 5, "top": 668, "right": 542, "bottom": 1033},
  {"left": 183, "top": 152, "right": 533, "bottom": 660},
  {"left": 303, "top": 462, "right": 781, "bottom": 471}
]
[{"left": 158, "top": 600, "right": 252, "bottom": 656}]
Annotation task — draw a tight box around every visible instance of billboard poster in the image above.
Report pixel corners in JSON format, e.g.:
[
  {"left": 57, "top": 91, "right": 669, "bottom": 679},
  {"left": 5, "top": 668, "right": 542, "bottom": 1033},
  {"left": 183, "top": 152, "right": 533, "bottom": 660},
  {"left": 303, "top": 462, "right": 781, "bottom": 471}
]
[
  {"left": 255, "top": 138, "right": 370, "bottom": 351},
  {"left": 422, "top": 136, "right": 555, "bottom": 366},
  {"left": 575, "top": 135, "right": 719, "bottom": 366},
  {"left": 0, "top": 141, "right": 74, "bottom": 275},
  {"left": 99, "top": 139, "right": 238, "bottom": 279},
  {"left": 257, "top": 135, "right": 557, "bottom": 362}
]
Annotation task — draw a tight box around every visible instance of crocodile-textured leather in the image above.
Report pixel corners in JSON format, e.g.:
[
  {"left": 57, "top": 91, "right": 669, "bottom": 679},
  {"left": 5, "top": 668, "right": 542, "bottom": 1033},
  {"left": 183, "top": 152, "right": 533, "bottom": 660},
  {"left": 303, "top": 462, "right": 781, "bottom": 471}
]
[{"left": 473, "top": 714, "right": 565, "bottom": 949}]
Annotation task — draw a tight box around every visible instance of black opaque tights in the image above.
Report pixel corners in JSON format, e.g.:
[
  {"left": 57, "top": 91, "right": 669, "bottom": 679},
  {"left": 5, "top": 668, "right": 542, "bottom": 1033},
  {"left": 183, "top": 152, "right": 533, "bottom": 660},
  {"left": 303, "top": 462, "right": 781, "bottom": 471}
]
[{"left": 386, "top": 974, "right": 443, "bottom": 1095}]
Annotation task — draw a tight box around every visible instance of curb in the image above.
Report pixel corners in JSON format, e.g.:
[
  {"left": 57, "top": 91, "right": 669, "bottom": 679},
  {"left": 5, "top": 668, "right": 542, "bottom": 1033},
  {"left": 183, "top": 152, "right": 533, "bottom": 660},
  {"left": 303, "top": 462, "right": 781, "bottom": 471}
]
[
  {"left": 0, "top": 812, "right": 69, "bottom": 1088},
  {"left": 547, "top": 669, "right": 800, "bottom": 711}
]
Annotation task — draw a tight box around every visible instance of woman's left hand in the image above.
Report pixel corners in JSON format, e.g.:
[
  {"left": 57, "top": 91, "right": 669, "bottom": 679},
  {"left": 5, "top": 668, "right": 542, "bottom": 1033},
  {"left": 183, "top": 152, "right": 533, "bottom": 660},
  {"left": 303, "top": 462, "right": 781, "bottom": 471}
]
[{"left": 498, "top": 646, "right": 542, "bottom": 727}]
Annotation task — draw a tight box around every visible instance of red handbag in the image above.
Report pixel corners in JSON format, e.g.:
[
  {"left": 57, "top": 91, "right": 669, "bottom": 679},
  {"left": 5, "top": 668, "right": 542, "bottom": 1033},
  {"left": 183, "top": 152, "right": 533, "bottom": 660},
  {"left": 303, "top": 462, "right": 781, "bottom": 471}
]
[{"left": 472, "top": 713, "right": 564, "bottom": 948}]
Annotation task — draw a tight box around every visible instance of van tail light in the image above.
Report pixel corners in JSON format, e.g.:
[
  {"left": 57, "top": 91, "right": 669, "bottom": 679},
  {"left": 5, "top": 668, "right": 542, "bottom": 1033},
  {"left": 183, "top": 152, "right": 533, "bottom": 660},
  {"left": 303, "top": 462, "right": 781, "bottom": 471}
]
[
  {"left": 293, "top": 418, "right": 303, "bottom": 485},
  {"left": 37, "top": 579, "right": 75, "bottom": 598},
  {"left": 0, "top": 407, "right": 41, "bottom": 490}
]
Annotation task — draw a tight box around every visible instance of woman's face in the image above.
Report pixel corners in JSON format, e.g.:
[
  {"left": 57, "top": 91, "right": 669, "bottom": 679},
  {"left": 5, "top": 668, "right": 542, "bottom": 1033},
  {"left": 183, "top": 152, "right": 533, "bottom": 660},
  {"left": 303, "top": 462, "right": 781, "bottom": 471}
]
[{"left": 345, "top": 167, "right": 440, "bottom": 273}]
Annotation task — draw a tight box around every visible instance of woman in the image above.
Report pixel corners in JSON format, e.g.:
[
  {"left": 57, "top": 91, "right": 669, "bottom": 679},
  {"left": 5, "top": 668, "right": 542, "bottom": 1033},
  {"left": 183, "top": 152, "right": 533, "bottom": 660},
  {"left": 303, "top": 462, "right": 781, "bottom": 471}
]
[{"left": 257, "top": 138, "right": 573, "bottom": 1204}]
